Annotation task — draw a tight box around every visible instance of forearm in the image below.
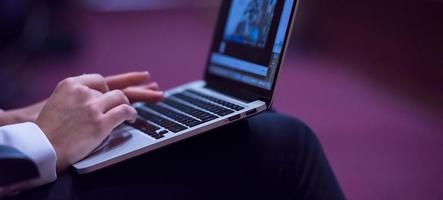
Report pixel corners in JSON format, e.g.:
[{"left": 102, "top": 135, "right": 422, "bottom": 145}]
[
  {"left": 0, "top": 110, "right": 27, "bottom": 127},
  {"left": 0, "top": 101, "right": 45, "bottom": 126}
]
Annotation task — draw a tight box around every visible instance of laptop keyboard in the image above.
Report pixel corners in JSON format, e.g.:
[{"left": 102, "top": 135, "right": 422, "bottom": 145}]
[
  {"left": 136, "top": 108, "right": 187, "bottom": 133},
  {"left": 172, "top": 93, "right": 234, "bottom": 116},
  {"left": 143, "top": 103, "right": 203, "bottom": 127},
  {"left": 162, "top": 98, "right": 218, "bottom": 122},
  {"left": 129, "top": 90, "right": 244, "bottom": 140},
  {"left": 127, "top": 118, "right": 164, "bottom": 139},
  {"left": 185, "top": 89, "right": 244, "bottom": 111}
]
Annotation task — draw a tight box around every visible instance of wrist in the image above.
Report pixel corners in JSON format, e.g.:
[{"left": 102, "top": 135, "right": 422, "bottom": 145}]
[
  {"left": 0, "top": 110, "right": 23, "bottom": 126},
  {"left": 9, "top": 109, "right": 28, "bottom": 122},
  {"left": 53, "top": 143, "right": 68, "bottom": 174},
  {"left": 35, "top": 119, "right": 69, "bottom": 175}
]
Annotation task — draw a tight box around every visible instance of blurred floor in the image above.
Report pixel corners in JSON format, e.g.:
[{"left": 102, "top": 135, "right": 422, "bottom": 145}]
[{"left": 15, "top": 7, "right": 443, "bottom": 200}]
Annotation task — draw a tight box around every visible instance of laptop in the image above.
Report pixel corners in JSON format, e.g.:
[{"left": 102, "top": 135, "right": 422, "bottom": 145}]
[{"left": 73, "top": 0, "right": 299, "bottom": 173}]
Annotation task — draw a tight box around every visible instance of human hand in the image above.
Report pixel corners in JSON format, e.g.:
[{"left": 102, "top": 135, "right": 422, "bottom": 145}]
[
  {"left": 105, "top": 71, "right": 164, "bottom": 103},
  {"left": 36, "top": 74, "right": 139, "bottom": 174},
  {"left": 0, "top": 71, "right": 163, "bottom": 126}
]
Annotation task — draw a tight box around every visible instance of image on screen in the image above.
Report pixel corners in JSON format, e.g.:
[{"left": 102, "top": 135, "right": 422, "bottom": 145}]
[
  {"left": 224, "top": 0, "right": 277, "bottom": 48},
  {"left": 208, "top": 0, "right": 294, "bottom": 90}
]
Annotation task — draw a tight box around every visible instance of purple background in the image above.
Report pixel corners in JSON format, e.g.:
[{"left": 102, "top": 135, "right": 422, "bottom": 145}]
[{"left": 2, "top": 0, "right": 443, "bottom": 199}]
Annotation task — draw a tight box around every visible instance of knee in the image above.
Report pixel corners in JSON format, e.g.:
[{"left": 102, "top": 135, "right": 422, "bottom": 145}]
[{"left": 248, "top": 112, "right": 321, "bottom": 150}]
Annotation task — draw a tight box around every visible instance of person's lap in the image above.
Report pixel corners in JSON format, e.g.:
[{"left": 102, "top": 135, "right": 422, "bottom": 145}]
[{"left": 10, "top": 112, "right": 345, "bottom": 200}]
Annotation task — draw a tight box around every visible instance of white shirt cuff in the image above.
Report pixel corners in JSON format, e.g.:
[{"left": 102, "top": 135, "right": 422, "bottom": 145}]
[{"left": 0, "top": 122, "right": 57, "bottom": 187}]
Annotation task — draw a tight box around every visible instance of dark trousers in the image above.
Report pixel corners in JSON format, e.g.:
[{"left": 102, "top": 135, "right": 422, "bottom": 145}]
[{"left": 11, "top": 112, "right": 345, "bottom": 200}]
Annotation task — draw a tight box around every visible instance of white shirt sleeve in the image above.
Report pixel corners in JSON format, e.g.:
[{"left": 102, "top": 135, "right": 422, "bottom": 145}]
[{"left": 0, "top": 122, "right": 57, "bottom": 196}]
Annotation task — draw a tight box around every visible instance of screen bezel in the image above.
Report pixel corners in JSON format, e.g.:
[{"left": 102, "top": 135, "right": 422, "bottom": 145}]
[{"left": 203, "top": 0, "right": 298, "bottom": 106}]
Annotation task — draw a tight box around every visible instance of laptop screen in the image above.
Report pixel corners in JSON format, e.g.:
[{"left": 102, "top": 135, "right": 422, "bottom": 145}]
[{"left": 207, "top": 0, "right": 295, "bottom": 90}]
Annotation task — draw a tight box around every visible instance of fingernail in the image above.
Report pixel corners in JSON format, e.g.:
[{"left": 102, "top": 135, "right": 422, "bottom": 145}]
[
  {"left": 128, "top": 113, "right": 137, "bottom": 123},
  {"left": 130, "top": 108, "right": 138, "bottom": 120},
  {"left": 128, "top": 118, "right": 136, "bottom": 123},
  {"left": 140, "top": 71, "right": 150, "bottom": 76}
]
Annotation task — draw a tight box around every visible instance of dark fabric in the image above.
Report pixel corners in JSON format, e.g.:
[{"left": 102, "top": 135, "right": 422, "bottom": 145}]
[
  {"left": 9, "top": 112, "right": 345, "bottom": 200},
  {"left": 0, "top": 145, "right": 40, "bottom": 186}
]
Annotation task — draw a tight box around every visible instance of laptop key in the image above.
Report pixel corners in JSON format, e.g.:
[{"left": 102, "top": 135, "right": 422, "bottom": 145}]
[
  {"left": 158, "top": 130, "right": 168, "bottom": 135},
  {"left": 162, "top": 98, "right": 218, "bottom": 122},
  {"left": 172, "top": 93, "right": 234, "bottom": 116},
  {"left": 150, "top": 133, "right": 164, "bottom": 139},
  {"left": 127, "top": 119, "right": 163, "bottom": 139},
  {"left": 144, "top": 103, "right": 203, "bottom": 127},
  {"left": 136, "top": 108, "right": 187, "bottom": 133},
  {"left": 185, "top": 89, "right": 244, "bottom": 111}
]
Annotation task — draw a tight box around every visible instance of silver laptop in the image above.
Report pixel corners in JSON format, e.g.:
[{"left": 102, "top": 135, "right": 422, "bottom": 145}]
[{"left": 74, "top": 0, "right": 299, "bottom": 173}]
